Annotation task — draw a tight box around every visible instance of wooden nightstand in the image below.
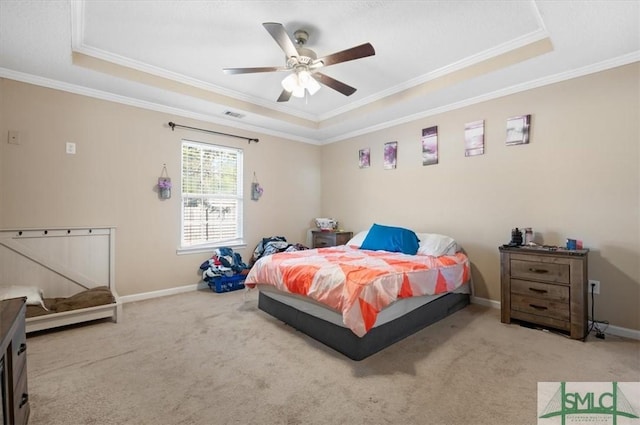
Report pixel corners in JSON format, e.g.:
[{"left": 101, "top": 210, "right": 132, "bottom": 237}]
[
  {"left": 312, "top": 231, "right": 353, "bottom": 248},
  {"left": 499, "top": 245, "right": 588, "bottom": 339}
]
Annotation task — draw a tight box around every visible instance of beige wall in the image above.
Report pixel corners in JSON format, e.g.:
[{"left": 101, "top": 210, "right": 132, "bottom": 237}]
[
  {"left": 1, "top": 63, "right": 638, "bottom": 331},
  {"left": 0, "top": 79, "right": 321, "bottom": 296},
  {"left": 321, "top": 63, "right": 640, "bottom": 331}
]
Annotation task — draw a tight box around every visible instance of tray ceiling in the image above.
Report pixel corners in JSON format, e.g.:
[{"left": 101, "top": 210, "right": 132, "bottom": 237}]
[{"left": 0, "top": 1, "right": 638, "bottom": 144}]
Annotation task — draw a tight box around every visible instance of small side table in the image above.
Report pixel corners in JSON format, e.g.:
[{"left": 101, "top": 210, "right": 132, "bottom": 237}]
[
  {"left": 499, "top": 245, "right": 588, "bottom": 339},
  {"left": 312, "top": 231, "right": 353, "bottom": 248}
]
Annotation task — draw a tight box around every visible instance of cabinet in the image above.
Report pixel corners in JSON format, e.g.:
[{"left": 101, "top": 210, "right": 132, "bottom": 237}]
[
  {"left": 312, "top": 231, "right": 353, "bottom": 248},
  {"left": 499, "top": 246, "right": 588, "bottom": 339},
  {"left": 0, "top": 298, "right": 30, "bottom": 425}
]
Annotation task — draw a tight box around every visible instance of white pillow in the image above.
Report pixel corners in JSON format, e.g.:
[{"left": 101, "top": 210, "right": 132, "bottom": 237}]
[
  {"left": 348, "top": 230, "right": 459, "bottom": 256},
  {"left": 346, "top": 230, "right": 369, "bottom": 247},
  {"left": 0, "top": 285, "right": 48, "bottom": 310},
  {"left": 416, "top": 233, "right": 459, "bottom": 256}
]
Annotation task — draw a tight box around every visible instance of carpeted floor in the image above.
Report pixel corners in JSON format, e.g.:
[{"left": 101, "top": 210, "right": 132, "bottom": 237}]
[{"left": 25, "top": 288, "right": 639, "bottom": 425}]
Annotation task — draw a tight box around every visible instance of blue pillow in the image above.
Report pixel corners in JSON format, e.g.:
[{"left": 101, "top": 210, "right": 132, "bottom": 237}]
[{"left": 359, "top": 224, "right": 420, "bottom": 255}]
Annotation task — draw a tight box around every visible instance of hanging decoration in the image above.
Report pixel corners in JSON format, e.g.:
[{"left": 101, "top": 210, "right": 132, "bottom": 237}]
[
  {"left": 158, "top": 164, "right": 172, "bottom": 200},
  {"left": 251, "top": 172, "right": 264, "bottom": 201}
]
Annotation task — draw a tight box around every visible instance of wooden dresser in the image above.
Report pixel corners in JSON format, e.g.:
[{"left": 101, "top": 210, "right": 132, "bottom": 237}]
[
  {"left": 499, "top": 246, "right": 588, "bottom": 339},
  {"left": 311, "top": 231, "right": 353, "bottom": 248},
  {"left": 0, "top": 297, "right": 30, "bottom": 425}
]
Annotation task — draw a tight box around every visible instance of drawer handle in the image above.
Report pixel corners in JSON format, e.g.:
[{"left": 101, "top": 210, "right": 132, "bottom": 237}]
[
  {"left": 529, "top": 304, "right": 548, "bottom": 311},
  {"left": 17, "top": 343, "right": 26, "bottom": 355},
  {"left": 528, "top": 287, "right": 548, "bottom": 294},
  {"left": 19, "top": 393, "right": 28, "bottom": 408},
  {"left": 528, "top": 268, "right": 549, "bottom": 274}
]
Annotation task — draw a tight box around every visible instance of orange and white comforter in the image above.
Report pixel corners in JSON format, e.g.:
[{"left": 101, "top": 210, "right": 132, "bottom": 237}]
[{"left": 245, "top": 245, "right": 470, "bottom": 337}]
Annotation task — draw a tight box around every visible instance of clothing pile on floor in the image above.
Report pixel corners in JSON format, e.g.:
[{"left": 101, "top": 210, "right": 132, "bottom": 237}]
[
  {"left": 199, "top": 247, "right": 248, "bottom": 282},
  {"left": 250, "top": 236, "right": 308, "bottom": 266},
  {"left": 199, "top": 238, "right": 308, "bottom": 283}
]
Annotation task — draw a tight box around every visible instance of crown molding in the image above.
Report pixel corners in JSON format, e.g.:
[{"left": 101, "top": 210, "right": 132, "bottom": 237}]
[
  {"left": 69, "top": 0, "right": 552, "bottom": 127},
  {"left": 69, "top": 1, "right": 317, "bottom": 123},
  {"left": 1, "top": 50, "right": 636, "bottom": 147},
  {"left": 321, "top": 0, "right": 550, "bottom": 121},
  {"left": 0, "top": 67, "right": 321, "bottom": 145},
  {"left": 319, "top": 27, "right": 551, "bottom": 122},
  {"left": 322, "top": 52, "right": 640, "bottom": 144},
  {"left": 72, "top": 44, "right": 318, "bottom": 123},
  {"left": 63, "top": 0, "right": 638, "bottom": 146}
]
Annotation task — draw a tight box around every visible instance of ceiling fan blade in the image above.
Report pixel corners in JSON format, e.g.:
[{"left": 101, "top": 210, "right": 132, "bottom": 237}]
[
  {"left": 223, "top": 66, "right": 287, "bottom": 75},
  {"left": 313, "top": 72, "right": 357, "bottom": 96},
  {"left": 313, "top": 43, "right": 375, "bottom": 68},
  {"left": 277, "top": 90, "right": 292, "bottom": 102},
  {"left": 263, "top": 22, "right": 299, "bottom": 58}
]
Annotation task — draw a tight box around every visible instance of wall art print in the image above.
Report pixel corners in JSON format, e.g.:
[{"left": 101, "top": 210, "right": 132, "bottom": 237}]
[
  {"left": 421, "top": 126, "right": 438, "bottom": 166},
  {"left": 383, "top": 141, "right": 397, "bottom": 169},
  {"left": 506, "top": 114, "right": 531, "bottom": 145},
  {"left": 359, "top": 147, "right": 370, "bottom": 168},
  {"left": 464, "top": 120, "right": 485, "bottom": 157}
]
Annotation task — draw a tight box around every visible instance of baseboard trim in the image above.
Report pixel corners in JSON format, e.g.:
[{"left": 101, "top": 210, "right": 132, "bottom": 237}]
[
  {"left": 588, "top": 321, "right": 640, "bottom": 341},
  {"left": 470, "top": 296, "right": 640, "bottom": 341},
  {"left": 119, "top": 282, "right": 208, "bottom": 304},
  {"left": 470, "top": 296, "right": 500, "bottom": 309}
]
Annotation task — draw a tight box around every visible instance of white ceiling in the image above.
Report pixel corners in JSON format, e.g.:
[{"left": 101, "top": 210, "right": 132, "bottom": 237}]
[{"left": 1, "top": 1, "right": 638, "bottom": 144}]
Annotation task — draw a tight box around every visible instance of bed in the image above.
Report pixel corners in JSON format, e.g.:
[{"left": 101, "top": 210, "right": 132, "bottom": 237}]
[
  {"left": 245, "top": 224, "right": 471, "bottom": 360},
  {"left": 0, "top": 227, "right": 121, "bottom": 333}
]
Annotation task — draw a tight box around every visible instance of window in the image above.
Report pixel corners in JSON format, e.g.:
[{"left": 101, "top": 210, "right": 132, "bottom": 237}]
[{"left": 181, "top": 140, "right": 243, "bottom": 251}]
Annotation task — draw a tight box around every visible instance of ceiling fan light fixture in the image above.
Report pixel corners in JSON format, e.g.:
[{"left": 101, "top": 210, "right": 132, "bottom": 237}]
[
  {"left": 281, "top": 69, "right": 321, "bottom": 98},
  {"left": 281, "top": 73, "right": 299, "bottom": 92},
  {"left": 305, "top": 74, "right": 321, "bottom": 95},
  {"left": 291, "top": 86, "right": 306, "bottom": 98}
]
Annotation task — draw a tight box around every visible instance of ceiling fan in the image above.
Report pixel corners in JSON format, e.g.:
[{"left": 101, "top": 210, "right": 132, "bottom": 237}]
[{"left": 223, "top": 22, "right": 375, "bottom": 102}]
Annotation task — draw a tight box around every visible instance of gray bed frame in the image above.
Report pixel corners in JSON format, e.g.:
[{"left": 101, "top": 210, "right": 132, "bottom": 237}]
[{"left": 258, "top": 290, "right": 470, "bottom": 361}]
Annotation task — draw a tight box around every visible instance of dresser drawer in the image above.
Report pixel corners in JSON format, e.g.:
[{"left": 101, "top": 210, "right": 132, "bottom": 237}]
[
  {"left": 510, "top": 294, "right": 570, "bottom": 321},
  {"left": 12, "top": 365, "right": 29, "bottom": 425},
  {"left": 11, "top": 318, "right": 27, "bottom": 380},
  {"left": 510, "top": 310, "right": 571, "bottom": 332},
  {"left": 510, "top": 259, "right": 570, "bottom": 284},
  {"left": 313, "top": 233, "right": 335, "bottom": 248},
  {"left": 0, "top": 298, "right": 29, "bottom": 425},
  {"left": 510, "top": 279, "right": 569, "bottom": 303},
  {"left": 334, "top": 233, "right": 352, "bottom": 246}
]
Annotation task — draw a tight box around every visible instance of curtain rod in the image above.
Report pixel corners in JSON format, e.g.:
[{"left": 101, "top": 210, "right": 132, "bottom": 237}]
[{"left": 168, "top": 122, "right": 259, "bottom": 144}]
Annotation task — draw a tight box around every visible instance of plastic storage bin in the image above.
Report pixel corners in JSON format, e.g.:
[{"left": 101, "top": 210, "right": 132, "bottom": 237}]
[{"left": 207, "top": 274, "right": 246, "bottom": 293}]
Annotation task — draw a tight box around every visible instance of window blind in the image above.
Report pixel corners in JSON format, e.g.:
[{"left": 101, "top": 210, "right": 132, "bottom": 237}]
[{"left": 181, "top": 140, "right": 243, "bottom": 247}]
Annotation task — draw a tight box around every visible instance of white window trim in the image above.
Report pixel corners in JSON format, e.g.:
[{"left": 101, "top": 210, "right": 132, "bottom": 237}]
[{"left": 178, "top": 139, "right": 245, "bottom": 253}]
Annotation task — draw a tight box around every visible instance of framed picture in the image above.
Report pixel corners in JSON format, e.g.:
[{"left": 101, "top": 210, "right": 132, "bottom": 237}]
[
  {"left": 421, "top": 126, "right": 438, "bottom": 165},
  {"left": 358, "top": 148, "right": 370, "bottom": 168},
  {"left": 465, "top": 120, "right": 485, "bottom": 157},
  {"left": 383, "top": 141, "right": 397, "bottom": 169},
  {"left": 506, "top": 114, "right": 531, "bottom": 145}
]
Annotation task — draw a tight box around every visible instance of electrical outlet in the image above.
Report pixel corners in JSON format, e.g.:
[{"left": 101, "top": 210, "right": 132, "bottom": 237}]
[
  {"left": 589, "top": 279, "right": 600, "bottom": 295},
  {"left": 66, "top": 142, "right": 76, "bottom": 154}
]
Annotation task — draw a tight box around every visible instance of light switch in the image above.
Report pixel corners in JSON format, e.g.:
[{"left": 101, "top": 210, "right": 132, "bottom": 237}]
[{"left": 66, "top": 142, "right": 76, "bottom": 154}]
